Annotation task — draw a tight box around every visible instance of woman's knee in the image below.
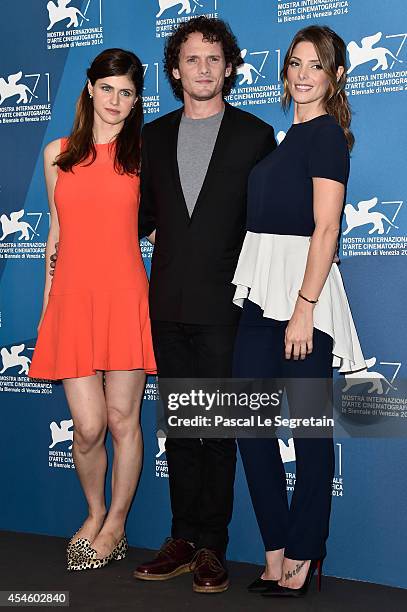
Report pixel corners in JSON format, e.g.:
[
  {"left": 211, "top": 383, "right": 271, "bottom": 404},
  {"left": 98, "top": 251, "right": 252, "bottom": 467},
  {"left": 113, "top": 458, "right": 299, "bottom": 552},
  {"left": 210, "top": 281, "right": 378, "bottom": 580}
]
[
  {"left": 107, "top": 404, "right": 140, "bottom": 441},
  {"left": 74, "top": 420, "right": 106, "bottom": 453}
]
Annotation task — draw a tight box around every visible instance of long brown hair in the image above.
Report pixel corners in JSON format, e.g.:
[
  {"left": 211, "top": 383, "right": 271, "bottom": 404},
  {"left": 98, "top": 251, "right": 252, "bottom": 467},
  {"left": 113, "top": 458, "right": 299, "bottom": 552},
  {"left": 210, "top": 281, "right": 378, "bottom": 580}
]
[
  {"left": 56, "top": 48, "right": 144, "bottom": 175},
  {"left": 281, "top": 26, "right": 354, "bottom": 150}
]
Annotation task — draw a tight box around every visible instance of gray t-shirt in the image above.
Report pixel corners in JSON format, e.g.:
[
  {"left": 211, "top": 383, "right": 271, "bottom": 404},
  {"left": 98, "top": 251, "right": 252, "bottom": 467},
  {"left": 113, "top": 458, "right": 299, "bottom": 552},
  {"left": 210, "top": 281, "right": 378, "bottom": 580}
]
[{"left": 177, "top": 108, "right": 224, "bottom": 216}]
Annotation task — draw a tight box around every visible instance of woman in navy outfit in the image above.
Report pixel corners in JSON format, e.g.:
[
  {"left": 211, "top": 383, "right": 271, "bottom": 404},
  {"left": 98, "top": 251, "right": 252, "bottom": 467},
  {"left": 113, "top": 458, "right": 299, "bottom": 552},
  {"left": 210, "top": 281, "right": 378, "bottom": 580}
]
[{"left": 232, "top": 26, "right": 365, "bottom": 597}]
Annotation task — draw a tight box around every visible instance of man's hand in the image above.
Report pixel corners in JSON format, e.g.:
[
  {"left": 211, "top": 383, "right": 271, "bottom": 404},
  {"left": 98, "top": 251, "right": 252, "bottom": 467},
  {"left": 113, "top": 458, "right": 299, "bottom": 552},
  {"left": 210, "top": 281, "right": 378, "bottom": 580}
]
[
  {"left": 147, "top": 230, "right": 156, "bottom": 245},
  {"left": 333, "top": 241, "right": 340, "bottom": 264},
  {"left": 50, "top": 242, "right": 59, "bottom": 276}
]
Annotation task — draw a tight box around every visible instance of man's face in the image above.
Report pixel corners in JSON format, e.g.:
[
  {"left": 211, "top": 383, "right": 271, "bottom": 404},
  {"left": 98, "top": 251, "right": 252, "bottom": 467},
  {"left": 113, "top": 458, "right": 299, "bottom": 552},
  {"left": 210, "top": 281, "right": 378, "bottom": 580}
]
[{"left": 172, "top": 31, "right": 232, "bottom": 102}]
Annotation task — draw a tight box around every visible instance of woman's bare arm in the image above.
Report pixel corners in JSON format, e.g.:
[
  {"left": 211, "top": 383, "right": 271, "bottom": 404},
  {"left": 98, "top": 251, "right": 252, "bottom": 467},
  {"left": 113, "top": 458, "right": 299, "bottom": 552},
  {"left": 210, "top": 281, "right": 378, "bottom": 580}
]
[
  {"left": 285, "top": 177, "right": 344, "bottom": 360},
  {"left": 38, "top": 139, "right": 60, "bottom": 331}
]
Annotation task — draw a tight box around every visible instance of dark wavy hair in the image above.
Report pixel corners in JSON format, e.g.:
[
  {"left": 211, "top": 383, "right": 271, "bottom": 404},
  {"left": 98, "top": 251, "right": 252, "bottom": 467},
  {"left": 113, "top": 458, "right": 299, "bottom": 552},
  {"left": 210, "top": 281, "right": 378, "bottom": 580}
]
[
  {"left": 164, "top": 16, "right": 243, "bottom": 101},
  {"left": 56, "top": 48, "right": 144, "bottom": 175},
  {"left": 281, "top": 25, "right": 354, "bottom": 150}
]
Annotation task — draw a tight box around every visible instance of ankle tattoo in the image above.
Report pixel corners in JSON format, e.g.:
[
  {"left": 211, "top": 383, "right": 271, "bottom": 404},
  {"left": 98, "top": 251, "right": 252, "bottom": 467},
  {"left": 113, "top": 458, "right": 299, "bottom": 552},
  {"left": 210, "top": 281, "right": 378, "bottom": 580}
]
[{"left": 284, "top": 560, "right": 307, "bottom": 581}]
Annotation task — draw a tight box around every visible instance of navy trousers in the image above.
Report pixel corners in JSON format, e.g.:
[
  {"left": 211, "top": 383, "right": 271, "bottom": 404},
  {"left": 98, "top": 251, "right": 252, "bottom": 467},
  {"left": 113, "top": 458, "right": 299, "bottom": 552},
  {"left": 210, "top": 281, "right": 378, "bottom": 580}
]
[{"left": 233, "top": 300, "right": 334, "bottom": 560}]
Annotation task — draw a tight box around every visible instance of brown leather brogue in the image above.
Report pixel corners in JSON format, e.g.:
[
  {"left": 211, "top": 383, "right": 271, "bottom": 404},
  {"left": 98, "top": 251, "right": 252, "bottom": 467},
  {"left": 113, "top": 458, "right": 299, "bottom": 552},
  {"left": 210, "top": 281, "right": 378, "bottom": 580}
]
[
  {"left": 192, "top": 548, "right": 229, "bottom": 593},
  {"left": 133, "top": 538, "right": 195, "bottom": 580}
]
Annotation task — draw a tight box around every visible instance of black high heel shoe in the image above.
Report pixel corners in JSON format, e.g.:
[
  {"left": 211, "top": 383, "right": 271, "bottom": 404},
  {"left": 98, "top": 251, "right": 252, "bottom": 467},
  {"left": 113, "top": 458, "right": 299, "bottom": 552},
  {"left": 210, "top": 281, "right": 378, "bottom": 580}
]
[
  {"left": 247, "top": 573, "right": 279, "bottom": 593},
  {"left": 261, "top": 559, "right": 322, "bottom": 598}
]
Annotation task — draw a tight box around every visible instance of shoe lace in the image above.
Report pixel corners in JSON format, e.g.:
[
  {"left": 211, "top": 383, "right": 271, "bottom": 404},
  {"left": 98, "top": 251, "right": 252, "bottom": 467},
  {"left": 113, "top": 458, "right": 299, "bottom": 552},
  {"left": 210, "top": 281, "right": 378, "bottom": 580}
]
[
  {"left": 157, "top": 537, "right": 181, "bottom": 560},
  {"left": 191, "top": 548, "right": 223, "bottom": 572}
]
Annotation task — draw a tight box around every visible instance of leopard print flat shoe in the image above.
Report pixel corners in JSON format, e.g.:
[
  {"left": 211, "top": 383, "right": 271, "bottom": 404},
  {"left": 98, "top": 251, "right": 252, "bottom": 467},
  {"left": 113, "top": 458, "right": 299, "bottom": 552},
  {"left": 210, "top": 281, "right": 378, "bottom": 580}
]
[
  {"left": 67, "top": 535, "right": 128, "bottom": 571},
  {"left": 67, "top": 537, "right": 92, "bottom": 563}
]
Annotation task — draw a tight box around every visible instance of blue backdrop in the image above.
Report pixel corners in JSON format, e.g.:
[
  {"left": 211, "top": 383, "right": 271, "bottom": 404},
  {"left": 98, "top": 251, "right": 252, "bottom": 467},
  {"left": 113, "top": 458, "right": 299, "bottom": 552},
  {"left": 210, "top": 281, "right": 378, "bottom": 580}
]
[{"left": 1, "top": 0, "right": 406, "bottom": 589}]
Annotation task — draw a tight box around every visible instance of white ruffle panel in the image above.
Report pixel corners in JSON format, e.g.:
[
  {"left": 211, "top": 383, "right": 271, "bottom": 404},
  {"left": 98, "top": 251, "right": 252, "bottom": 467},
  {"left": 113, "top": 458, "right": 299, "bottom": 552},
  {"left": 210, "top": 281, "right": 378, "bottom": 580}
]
[{"left": 232, "top": 232, "right": 366, "bottom": 373}]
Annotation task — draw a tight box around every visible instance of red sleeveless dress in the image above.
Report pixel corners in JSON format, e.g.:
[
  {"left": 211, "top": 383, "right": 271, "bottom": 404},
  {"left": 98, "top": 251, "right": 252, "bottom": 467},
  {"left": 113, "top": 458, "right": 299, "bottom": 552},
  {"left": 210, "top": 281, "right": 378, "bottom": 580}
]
[{"left": 29, "top": 139, "right": 156, "bottom": 379}]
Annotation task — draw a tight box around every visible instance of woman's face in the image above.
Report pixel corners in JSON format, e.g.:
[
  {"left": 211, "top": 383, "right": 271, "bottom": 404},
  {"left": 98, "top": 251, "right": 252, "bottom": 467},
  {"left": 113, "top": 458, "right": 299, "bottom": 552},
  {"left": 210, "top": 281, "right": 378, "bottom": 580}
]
[
  {"left": 286, "top": 41, "right": 331, "bottom": 112},
  {"left": 88, "top": 74, "right": 137, "bottom": 127}
]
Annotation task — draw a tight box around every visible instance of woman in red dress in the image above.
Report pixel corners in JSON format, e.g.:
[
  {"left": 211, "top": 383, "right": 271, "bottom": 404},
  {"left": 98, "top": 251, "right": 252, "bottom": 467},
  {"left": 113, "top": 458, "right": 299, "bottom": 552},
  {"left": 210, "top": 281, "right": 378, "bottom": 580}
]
[{"left": 29, "top": 48, "right": 156, "bottom": 570}]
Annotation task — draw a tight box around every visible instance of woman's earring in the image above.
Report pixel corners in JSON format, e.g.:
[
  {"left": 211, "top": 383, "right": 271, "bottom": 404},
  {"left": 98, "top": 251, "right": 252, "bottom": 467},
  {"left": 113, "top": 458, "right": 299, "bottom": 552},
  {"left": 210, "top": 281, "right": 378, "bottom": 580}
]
[{"left": 89, "top": 93, "right": 93, "bottom": 99}]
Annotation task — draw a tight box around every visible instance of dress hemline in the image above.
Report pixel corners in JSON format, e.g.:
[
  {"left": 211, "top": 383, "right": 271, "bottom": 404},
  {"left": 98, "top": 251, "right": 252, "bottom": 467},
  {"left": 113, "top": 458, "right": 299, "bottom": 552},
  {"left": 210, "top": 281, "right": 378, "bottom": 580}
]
[{"left": 29, "top": 364, "right": 157, "bottom": 381}]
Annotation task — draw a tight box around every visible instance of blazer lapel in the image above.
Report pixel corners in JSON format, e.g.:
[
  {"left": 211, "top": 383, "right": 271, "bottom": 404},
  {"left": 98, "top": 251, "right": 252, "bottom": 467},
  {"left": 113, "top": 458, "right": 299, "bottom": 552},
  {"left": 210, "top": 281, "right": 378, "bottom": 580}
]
[
  {"left": 168, "top": 108, "right": 190, "bottom": 225},
  {"left": 189, "top": 103, "right": 233, "bottom": 224}
]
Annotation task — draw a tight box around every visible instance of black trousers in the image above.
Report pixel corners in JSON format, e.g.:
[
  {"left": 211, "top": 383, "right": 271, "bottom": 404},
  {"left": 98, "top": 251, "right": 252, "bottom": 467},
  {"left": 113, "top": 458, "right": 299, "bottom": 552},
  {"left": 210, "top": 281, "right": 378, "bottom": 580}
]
[
  {"left": 151, "top": 320, "right": 238, "bottom": 553},
  {"left": 233, "top": 300, "right": 334, "bottom": 560}
]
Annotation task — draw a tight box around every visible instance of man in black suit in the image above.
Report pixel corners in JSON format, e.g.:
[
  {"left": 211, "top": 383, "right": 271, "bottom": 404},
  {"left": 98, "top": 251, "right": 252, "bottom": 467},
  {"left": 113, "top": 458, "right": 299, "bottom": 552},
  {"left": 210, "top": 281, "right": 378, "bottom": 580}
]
[{"left": 133, "top": 17, "right": 276, "bottom": 593}]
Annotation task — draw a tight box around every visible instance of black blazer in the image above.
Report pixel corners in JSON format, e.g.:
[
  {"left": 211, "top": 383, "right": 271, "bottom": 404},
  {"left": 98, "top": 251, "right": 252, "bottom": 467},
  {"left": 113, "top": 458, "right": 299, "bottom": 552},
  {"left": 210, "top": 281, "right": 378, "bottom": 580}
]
[{"left": 139, "top": 102, "right": 276, "bottom": 325}]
